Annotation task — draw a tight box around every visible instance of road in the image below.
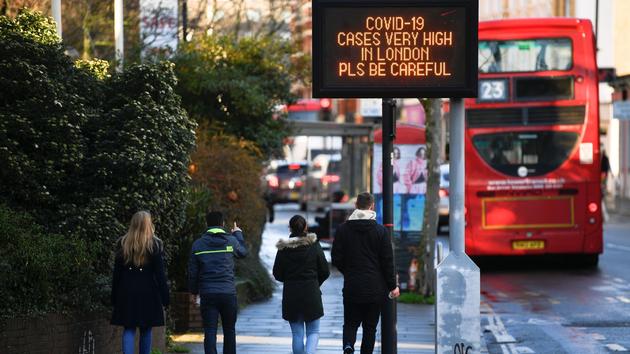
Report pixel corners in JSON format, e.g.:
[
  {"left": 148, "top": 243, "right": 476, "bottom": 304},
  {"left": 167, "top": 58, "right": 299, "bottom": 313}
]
[
  {"left": 268, "top": 204, "right": 630, "bottom": 353},
  {"left": 480, "top": 217, "right": 630, "bottom": 354}
]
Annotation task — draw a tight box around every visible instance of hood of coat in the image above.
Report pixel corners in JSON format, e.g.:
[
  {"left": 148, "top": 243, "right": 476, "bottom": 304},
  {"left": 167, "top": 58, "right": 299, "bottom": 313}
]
[
  {"left": 348, "top": 209, "right": 376, "bottom": 221},
  {"left": 276, "top": 233, "right": 318, "bottom": 250}
]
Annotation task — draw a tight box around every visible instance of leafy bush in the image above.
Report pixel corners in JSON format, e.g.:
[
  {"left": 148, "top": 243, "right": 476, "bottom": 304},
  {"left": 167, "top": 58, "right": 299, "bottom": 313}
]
[
  {"left": 0, "top": 11, "right": 101, "bottom": 228},
  {"left": 0, "top": 10, "right": 197, "bottom": 315},
  {"left": 0, "top": 204, "right": 100, "bottom": 318},
  {"left": 173, "top": 34, "right": 306, "bottom": 157},
  {"left": 184, "top": 130, "right": 273, "bottom": 300},
  {"left": 82, "top": 62, "right": 197, "bottom": 271}
]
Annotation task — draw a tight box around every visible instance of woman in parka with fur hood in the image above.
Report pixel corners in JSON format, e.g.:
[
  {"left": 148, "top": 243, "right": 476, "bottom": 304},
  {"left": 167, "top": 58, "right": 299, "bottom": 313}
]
[{"left": 273, "top": 215, "right": 330, "bottom": 354}]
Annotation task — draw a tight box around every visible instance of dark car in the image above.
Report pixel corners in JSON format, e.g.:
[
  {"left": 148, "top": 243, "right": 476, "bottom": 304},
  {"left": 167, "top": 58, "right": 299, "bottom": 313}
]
[{"left": 265, "top": 162, "right": 309, "bottom": 204}]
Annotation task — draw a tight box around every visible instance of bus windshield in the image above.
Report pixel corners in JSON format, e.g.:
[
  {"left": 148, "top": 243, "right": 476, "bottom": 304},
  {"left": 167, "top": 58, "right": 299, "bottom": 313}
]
[
  {"left": 472, "top": 131, "right": 578, "bottom": 177},
  {"left": 479, "top": 38, "right": 572, "bottom": 73}
]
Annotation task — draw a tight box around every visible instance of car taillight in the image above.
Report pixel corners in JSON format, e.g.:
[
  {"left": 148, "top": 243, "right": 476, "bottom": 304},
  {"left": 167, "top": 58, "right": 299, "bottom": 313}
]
[
  {"left": 439, "top": 188, "right": 448, "bottom": 198},
  {"left": 322, "top": 175, "right": 340, "bottom": 184},
  {"left": 267, "top": 175, "right": 279, "bottom": 188},
  {"left": 588, "top": 202, "right": 598, "bottom": 213}
]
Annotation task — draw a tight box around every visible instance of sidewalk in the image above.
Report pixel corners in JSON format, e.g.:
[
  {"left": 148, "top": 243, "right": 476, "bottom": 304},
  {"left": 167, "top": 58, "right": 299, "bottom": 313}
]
[{"left": 172, "top": 207, "right": 435, "bottom": 353}]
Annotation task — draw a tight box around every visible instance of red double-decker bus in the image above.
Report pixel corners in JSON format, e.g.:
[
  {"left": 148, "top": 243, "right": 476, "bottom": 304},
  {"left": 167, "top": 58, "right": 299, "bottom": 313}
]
[{"left": 464, "top": 18, "right": 602, "bottom": 265}]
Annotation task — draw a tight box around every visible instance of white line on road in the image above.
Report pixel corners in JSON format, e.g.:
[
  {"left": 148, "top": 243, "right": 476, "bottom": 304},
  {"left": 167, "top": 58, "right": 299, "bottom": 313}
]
[
  {"left": 616, "top": 296, "right": 630, "bottom": 303},
  {"left": 605, "top": 343, "right": 628, "bottom": 352},
  {"left": 482, "top": 302, "right": 536, "bottom": 354},
  {"left": 606, "top": 243, "right": 630, "bottom": 252}
]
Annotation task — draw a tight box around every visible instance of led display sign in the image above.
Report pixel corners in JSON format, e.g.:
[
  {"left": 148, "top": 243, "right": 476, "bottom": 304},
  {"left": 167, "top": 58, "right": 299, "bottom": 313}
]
[{"left": 312, "top": 0, "right": 478, "bottom": 98}]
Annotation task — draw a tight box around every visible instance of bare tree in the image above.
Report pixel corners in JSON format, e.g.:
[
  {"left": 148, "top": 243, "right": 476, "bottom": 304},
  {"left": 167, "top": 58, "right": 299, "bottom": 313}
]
[{"left": 417, "top": 98, "right": 443, "bottom": 296}]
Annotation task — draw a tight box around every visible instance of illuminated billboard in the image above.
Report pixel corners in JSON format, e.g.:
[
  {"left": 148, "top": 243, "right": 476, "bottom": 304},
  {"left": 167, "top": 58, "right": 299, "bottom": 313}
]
[{"left": 312, "top": 0, "right": 478, "bottom": 98}]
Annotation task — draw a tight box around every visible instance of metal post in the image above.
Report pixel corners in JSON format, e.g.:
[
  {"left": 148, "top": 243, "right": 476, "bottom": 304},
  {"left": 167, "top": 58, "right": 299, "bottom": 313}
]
[
  {"left": 449, "top": 98, "right": 465, "bottom": 255},
  {"left": 51, "top": 0, "right": 62, "bottom": 38},
  {"left": 381, "top": 98, "right": 397, "bottom": 354},
  {"left": 114, "top": 0, "right": 124, "bottom": 72},
  {"left": 435, "top": 98, "right": 479, "bottom": 354},
  {"left": 595, "top": 0, "right": 599, "bottom": 48},
  {"left": 182, "top": 0, "right": 188, "bottom": 42}
]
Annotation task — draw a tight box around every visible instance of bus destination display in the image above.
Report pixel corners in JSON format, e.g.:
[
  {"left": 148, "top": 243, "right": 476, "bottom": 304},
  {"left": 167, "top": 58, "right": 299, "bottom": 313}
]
[{"left": 312, "top": 1, "right": 478, "bottom": 98}]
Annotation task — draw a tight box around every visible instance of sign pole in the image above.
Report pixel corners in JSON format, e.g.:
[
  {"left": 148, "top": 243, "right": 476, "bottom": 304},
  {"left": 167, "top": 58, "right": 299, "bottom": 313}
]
[
  {"left": 51, "top": 0, "right": 62, "bottom": 38},
  {"left": 450, "top": 99, "right": 465, "bottom": 255},
  {"left": 435, "top": 98, "right": 480, "bottom": 354},
  {"left": 381, "top": 98, "right": 398, "bottom": 354},
  {"left": 114, "top": 0, "right": 124, "bottom": 72}
]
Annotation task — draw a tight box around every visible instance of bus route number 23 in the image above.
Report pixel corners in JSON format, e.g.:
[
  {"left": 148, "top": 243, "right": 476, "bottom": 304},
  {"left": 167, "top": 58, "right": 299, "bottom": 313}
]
[{"left": 479, "top": 79, "right": 507, "bottom": 101}]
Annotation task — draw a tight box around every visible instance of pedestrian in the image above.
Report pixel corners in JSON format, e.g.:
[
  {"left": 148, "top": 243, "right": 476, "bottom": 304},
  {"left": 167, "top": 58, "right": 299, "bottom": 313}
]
[
  {"left": 332, "top": 192, "right": 399, "bottom": 354},
  {"left": 601, "top": 149, "right": 611, "bottom": 195},
  {"left": 111, "top": 211, "right": 169, "bottom": 354},
  {"left": 273, "top": 215, "right": 330, "bottom": 354},
  {"left": 188, "top": 211, "right": 248, "bottom": 354}
]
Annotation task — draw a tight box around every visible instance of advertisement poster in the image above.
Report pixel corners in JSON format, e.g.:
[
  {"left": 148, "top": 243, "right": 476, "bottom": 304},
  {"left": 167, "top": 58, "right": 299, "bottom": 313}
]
[{"left": 373, "top": 125, "right": 427, "bottom": 290}]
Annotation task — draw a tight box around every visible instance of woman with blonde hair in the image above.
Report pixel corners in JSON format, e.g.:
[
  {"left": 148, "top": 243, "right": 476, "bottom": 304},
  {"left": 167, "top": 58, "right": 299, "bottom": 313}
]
[{"left": 111, "top": 211, "right": 169, "bottom": 354}]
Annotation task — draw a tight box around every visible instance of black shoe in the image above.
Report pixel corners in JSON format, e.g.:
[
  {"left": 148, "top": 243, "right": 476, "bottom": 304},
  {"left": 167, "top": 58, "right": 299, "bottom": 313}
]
[{"left": 343, "top": 345, "right": 354, "bottom": 354}]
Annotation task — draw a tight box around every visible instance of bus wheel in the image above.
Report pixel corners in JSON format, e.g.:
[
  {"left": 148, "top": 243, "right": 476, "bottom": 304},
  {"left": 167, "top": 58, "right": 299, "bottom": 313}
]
[
  {"left": 580, "top": 254, "right": 599, "bottom": 268},
  {"left": 300, "top": 202, "right": 307, "bottom": 211}
]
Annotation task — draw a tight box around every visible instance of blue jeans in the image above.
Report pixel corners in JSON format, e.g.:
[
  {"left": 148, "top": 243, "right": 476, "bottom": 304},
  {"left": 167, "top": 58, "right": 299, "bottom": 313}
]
[
  {"left": 122, "top": 327, "right": 152, "bottom": 354},
  {"left": 200, "top": 293, "right": 238, "bottom": 354},
  {"left": 289, "top": 317, "right": 320, "bottom": 354}
]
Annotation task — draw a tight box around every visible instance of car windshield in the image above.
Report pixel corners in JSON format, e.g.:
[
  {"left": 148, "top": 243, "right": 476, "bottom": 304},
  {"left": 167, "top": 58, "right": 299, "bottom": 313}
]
[
  {"left": 472, "top": 131, "right": 578, "bottom": 177},
  {"left": 479, "top": 38, "right": 572, "bottom": 73}
]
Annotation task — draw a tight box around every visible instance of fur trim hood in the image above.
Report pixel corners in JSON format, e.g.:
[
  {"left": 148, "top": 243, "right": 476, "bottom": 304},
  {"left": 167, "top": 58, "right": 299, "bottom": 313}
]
[{"left": 276, "top": 233, "right": 318, "bottom": 250}]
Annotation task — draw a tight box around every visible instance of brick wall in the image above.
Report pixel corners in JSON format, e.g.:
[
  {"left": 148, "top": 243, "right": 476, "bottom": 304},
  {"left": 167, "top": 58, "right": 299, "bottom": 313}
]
[
  {"left": 0, "top": 313, "right": 166, "bottom": 354},
  {"left": 171, "top": 281, "right": 252, "bottom": 332}
]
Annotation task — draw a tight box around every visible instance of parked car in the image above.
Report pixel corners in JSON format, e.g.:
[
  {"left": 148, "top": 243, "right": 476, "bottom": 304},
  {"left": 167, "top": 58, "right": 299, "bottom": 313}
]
[
  {"left": 265, "top": 162, "right": 309, "bottom": 204},
  {"left": 438, "top": 163, "right": 450, "bottom": 234},
  {"left": 301, "top": 153, "right": 342, "bottom": 210}
]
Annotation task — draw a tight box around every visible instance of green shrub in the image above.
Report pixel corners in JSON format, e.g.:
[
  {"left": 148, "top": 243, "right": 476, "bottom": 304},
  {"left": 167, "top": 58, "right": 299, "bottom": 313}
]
[
  {"left": 0, "top": 11, "right": 101, "bottom": 228},
  {"left": 397, "top": 293, "right": 435, "bottom": 305},
  {"left": 173, "top": 34, "right": 306, "bottom": 157},
  {"left": 83, "top": 62, "right": 197, "bottom": 272},
  {"left": 0, "top": 10, "right": 196, "bottom": 315},
  {"left": 183, "top": 131, "right": 273, "bottom": 300},
  {"left": 0, "top": 204, "right": 100, "bottom": 318},
  {"left": 170, "top": 185, "right": 214, "bottom": 291}
]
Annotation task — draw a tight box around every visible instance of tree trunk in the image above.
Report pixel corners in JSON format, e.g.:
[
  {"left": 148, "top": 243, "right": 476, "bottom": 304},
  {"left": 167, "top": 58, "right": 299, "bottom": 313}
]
[{"left": 417, "top": 98, "right": 442, "bottom": 296}]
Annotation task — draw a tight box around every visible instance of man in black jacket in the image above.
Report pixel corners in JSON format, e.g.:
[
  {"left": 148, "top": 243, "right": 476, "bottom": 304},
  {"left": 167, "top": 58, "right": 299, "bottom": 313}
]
[
  {"left": 188, "top": 211, "right": 248, "bottom": 354},
  {"left": 332, "top": 192, "right": 399, "bottom": 354}
]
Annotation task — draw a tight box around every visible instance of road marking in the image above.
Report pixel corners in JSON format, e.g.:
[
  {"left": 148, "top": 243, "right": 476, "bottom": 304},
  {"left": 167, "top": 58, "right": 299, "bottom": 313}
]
[
  {"left": 616, "top": 296, "right": 630, "bottom": 303},
  {"left": 605, "top": 343, "right": 628, "bottom": 352},
  {"left": 606, "top": 242, "right": 630, "bottom": 252},
  {"left": 482, "top": 302, "right": 536, "bottom": 354}
]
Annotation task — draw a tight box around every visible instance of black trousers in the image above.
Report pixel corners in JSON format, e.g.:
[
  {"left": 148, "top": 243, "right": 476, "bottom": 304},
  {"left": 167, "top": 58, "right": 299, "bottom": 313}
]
[
  {"left": 200, "top": 293, "right": 238, "bottom": 354},
  {"left": 343, "top": 300, "right": 382, "bottom": 354}
]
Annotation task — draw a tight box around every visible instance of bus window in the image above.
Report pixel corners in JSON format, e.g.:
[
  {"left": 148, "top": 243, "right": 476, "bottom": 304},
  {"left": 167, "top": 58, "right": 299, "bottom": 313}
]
[
  {"left": 479, "top": 38, "right": 572, "bottom": 73},
  {"left": 472, "top": 131, "right": 578, "bottom": 177}
]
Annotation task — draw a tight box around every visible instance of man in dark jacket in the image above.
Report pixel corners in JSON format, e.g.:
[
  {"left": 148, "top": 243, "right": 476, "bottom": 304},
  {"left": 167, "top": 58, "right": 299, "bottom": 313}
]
[
  {"left": 332, "top": 192, "right": 399, "bottom": 354},
  {"left": 188, "top": 211, "right": 248, "bottom": 354}
]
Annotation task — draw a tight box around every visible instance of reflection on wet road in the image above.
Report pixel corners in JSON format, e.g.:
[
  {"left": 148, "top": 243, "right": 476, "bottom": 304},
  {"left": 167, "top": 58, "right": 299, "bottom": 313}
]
[{"left": 479, "top": 220, "right": 630, "bottom": 354}]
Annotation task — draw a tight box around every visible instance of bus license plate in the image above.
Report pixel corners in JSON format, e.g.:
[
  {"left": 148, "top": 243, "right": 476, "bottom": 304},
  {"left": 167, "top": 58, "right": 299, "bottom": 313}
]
[
  {"left": 512, "top": 240, "right": 545, "bottom": 250},
  {"left": 290, "top": 192, "right": 299, "bottom": 200}
]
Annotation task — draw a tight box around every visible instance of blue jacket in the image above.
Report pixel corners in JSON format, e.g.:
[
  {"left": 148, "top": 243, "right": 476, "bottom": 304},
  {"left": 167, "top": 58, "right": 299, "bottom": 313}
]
[{"left": 188, "top": 227, "right": 248, "bottom": 295}]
